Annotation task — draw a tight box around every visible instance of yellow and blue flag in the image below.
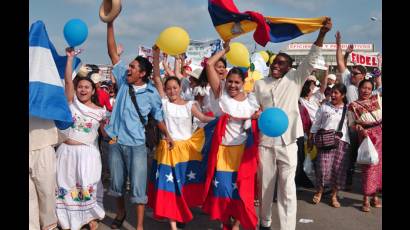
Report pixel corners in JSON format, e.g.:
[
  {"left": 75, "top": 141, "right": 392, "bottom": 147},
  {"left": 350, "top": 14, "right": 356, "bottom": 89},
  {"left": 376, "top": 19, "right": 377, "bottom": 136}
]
[{"left": 208, "top": 0, "right": 326, "bottom": 46}]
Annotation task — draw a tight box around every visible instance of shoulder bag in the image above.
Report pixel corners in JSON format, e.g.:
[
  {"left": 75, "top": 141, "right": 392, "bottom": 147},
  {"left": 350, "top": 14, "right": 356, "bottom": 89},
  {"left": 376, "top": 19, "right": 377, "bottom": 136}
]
[
  {"left": 314, "top": 105, "right": 347, "bottom": 150},
  {"left": 128, "top": 84, "right": 161, "bottom": 150}
]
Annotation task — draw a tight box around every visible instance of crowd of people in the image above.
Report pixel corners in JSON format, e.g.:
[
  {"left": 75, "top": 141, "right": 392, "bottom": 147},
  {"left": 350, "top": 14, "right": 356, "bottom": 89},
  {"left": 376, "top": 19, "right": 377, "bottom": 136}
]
[{"left": 29, "top": 15, "right": 382, "bottom": 230}]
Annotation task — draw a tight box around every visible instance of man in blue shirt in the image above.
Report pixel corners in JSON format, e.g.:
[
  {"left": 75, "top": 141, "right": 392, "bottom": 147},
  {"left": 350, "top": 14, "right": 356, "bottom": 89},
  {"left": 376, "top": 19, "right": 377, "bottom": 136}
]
[{"left": 102, "top": 18, "right": 173, "bottom": 230}]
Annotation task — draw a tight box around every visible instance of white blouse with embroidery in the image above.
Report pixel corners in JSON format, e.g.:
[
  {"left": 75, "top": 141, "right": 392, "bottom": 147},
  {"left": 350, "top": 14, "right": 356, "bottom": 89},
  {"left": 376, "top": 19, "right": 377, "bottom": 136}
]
[
  {"left": 310, "top": 102, "right": 350, "bottom": 144},
  {"left": 60, "top": 96, "right": 106, "bottom": 146}
]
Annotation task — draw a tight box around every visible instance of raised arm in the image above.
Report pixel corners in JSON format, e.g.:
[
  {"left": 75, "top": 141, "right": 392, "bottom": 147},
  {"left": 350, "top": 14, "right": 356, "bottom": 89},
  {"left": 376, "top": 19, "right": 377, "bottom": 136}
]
[
  {"left": 206, "top": 40, "right": 230, "bottom": 97},
  {"left": 313, "top": 17, "right": 332, "bottom": 47},
  {"left": 191, "top": 103, "right": 215, "bottom": 123},
  {"left": 107, "top": 21, "right": 120, "bottom": 65},
  {"left": 344, "top": 44, "right": 353, "bottom": 66},
  {"left": 174, "top": 55, "right": 184, "bottom": 79},
  {"left": 335, "top": 31, "right": 346, "bottom": 73},
  {"left": 294, "top": 17, "right": 332, "bottom": 84},
  {"left": 64, "top": 47, "right": 76, "bottom": 103},
  {"left": 320, "top": 68, "right": 329, "bottom": 94},
  {"left": 152, "top": 45, "right": 165, "bottom": 98},
  {"left": 162, "top": 54, "right": 174, "bottom": 77}
]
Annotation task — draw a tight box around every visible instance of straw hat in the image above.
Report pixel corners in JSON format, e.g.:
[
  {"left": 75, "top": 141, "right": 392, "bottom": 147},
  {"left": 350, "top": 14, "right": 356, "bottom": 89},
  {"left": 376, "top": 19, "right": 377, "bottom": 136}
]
[
  {"left": 90, "top": 73, "right": 102, "bottom": 84},
  {"left": 77, "top": 65, "right": 90, "bottom": 78},
  {"left": 99, "top": 0, "right": 122, "bottom": 23}
]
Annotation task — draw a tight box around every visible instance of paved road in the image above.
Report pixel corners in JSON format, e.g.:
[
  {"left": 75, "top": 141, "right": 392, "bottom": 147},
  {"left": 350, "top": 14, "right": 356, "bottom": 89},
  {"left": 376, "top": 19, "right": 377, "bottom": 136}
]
[
  {"left": 90, "top": 171, "right": 381, "bottom": 230},
  {"left": 89, "top": 149, "right": 381, "bottom": 230}
]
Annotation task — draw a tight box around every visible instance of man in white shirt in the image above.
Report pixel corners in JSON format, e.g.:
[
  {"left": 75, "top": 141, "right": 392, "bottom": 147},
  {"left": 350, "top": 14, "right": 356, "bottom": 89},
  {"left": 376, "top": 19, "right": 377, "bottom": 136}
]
[
  {"left": 335, "top": 31, "right": 366, "bottom": 104},
  {"left": 254, "top": 18, "right": 332, "bottom": 230}
]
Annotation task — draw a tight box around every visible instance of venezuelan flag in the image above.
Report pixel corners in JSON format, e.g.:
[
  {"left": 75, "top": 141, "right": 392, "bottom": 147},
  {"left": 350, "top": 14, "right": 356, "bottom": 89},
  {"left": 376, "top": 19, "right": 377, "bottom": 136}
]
[
  {"left": 147, "top": 119, "right": 217, "bottom": 223},
  {"left": 202, "top": 114, "right": 260, "bottom": 230},
  {"left": 208, "top": 0, "right": 326, "bottom": 46}
]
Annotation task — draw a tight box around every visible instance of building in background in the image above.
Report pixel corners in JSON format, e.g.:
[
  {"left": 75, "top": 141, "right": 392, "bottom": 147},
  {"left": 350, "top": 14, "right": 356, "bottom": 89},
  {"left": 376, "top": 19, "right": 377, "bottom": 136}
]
[{"left": 282, "top": 43, "right": 381, "bottom": 73}]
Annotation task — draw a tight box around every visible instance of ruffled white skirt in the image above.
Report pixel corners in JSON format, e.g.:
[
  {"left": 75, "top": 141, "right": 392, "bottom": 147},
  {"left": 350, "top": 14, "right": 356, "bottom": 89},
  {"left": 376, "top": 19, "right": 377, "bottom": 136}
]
[{"left": 55, "top": 143, "right": 105, "bottom": 230}]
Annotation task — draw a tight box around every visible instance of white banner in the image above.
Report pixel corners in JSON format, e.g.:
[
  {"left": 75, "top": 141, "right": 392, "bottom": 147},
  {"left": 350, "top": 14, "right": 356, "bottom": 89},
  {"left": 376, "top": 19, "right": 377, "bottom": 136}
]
[
  {"left": 349, "top": 52, "right": 381, "bottom": 67},
  {"left": 186, "top": 39, "right": 223, "bottom": 67},
  {"left": 287, "top": 43, "right": 373, "bottom": 51}
]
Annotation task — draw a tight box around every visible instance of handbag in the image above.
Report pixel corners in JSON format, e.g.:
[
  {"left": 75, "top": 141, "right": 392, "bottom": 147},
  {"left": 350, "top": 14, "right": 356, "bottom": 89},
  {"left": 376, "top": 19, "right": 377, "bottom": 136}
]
[
  {"left": 128, "top": 84, "right": 161, "bottom": 150},
  {"left": 314, "top": 105, "right": 347, "bottom": 150},
  {"left": 356, "top": 136, "right": 379, "bottom": 165}
]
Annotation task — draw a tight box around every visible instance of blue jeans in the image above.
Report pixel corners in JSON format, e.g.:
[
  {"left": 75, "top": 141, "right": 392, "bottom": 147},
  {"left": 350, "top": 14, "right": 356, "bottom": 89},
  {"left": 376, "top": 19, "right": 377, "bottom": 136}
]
[{"left": 108, "top": 143, "right": 148, "bottom": 204}]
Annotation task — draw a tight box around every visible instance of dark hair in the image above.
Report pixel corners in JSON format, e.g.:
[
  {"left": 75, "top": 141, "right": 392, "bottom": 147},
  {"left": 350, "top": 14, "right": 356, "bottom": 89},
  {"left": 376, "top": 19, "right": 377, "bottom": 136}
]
[
  {"left": 74, "top": 77, "right": 102, "bottom": 107},
  {"left": 300, "top": 80, "right": 315, "bottom": 98},
  {"left": 226, "top": 67, "right": 245, "bottom": 82},
  {"left": 134, "top": 56, "right": 153, "bottom": 83},
  {"left": 216, "top": 58, "right": 227, "bottom": 68},
  {"left": 358, "top": 79, "right": 375, "bottom": 90},
  {"left": 164, "top": 76, "right": 181, "bottom": 87},
  {"left": 324, "top": 86, "right": 332, "bottom": 97},
  {"left": 353, "top": 65, "right": 367, "bottom": 74},
  {"left": 275, "top": 52, "right": 294, "bottom": 67},
  {"left": 331, "top": 83, "right": 347, "bottom": 104},
  {"left": 197, "top": 68, "right": 209, "bottom": 87}
]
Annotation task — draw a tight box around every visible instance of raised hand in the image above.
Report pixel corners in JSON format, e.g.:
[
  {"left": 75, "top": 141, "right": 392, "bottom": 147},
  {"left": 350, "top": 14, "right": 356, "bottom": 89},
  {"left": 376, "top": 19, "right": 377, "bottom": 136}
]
[
  {"left": 346, "top": 44, "right": 354, "bottom": 53},
  {"left": 320, "top": 17, "right": 332, "bottom": 34},
  {"left": 66, "top": 47, "right": 76, "bottom": 58},
  {"left": 335, "top": 31, "right": 341, "bottom": 46},
  {"left": 223, "top": 39, "right": 231, "bottom": 52}
]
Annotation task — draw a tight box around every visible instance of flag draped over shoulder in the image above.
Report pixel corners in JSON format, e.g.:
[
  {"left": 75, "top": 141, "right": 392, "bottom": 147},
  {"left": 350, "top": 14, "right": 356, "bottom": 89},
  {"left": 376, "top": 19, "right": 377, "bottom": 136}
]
[
  {"left": 208, "top": 0, "right": 325, "bottom": 46},
  {"left": 29, "top": 20, "right": 82, "bottom": 129},
  {"left": 202, "top": 114, "right": 260, "bottom": 230}
]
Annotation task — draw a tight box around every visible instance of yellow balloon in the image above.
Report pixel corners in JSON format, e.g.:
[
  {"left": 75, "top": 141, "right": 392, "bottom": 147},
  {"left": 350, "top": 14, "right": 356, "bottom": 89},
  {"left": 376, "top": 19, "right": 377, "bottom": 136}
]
[
  {"left": 226, "top": 42, "right": 250, "bottom": 67},
  {"left": 259, "top": 51, "right": 269, "bottom": 63},
  {"left": 156, "top": 27, "right": 190, "bottom": 55},
  {"left": 269, "top": 54, "right": 276, "bottom": 65},
  {"left": 244, "top": 70, "right": 263, "bottom": 93}
]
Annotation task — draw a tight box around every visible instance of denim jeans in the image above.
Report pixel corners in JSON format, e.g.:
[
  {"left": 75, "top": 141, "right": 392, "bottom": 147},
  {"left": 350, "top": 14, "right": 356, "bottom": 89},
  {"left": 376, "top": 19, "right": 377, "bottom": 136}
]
[{"left": 108, "top": 143, "right": 148, "bottom": 204}]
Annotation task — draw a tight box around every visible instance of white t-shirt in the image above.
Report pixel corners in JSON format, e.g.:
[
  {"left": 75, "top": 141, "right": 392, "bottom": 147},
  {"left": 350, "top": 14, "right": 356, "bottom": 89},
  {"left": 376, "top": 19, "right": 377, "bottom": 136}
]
[
  {"left": 341, "top": 69, "right": 358, "bottom": 104},
  {"left": 162, "top": 98, "right": 195, "bottom": 141},
  {"left": 310, "top": 102, "right": 350, "bottom": 144}
]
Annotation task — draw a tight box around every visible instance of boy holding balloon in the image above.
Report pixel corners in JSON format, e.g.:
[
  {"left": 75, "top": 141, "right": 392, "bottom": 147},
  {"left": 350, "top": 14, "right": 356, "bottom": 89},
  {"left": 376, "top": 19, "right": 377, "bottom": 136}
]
[{"left": 253, "top": 17, "right": 332, "bottom": 230}]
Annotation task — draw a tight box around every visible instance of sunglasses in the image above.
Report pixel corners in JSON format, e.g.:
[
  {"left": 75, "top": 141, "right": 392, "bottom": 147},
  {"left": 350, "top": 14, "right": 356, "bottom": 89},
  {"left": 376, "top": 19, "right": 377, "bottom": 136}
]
[{"left": 351, "top": 71, "right": 362, "bottom": 76}]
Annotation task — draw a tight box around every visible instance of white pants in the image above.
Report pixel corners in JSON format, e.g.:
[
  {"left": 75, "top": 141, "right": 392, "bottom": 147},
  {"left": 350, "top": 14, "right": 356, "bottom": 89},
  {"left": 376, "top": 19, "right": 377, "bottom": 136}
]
[
  {"left": 258, "top": 143, "right": 298, "bottom": 230},
  {"left": 29, "top": 146, "right": 57, "bottom": 230}
]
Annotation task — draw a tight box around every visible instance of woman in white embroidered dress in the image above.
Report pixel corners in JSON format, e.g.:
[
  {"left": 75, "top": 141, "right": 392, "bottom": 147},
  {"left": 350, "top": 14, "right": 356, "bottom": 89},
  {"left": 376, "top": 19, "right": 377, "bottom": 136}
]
[
  {"left": 149, "top": 45, "right": 215, "bottom": 230},
  {"left": 203, "top": 41, "right": 260, "bottom": 230},
  {"left": 55, "top": 48, "right": 106, "bottom": 230}
]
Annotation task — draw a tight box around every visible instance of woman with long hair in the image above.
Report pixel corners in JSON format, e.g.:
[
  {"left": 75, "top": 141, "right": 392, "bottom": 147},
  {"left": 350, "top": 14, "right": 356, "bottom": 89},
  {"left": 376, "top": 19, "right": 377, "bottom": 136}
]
[
  {"left": 55, "top": 48, "right": 106, "bottom": 230},
  {"left": 308, "top": 83, "right": 350, "bottom": 208},
  {"left": 148, "top": 45, "right": 215, "bottom": 230},
  {"left": 347, "top": 79, "right": 382, "bottom": 212},
  {"left": 202, "top": 41, "right": 260, "bottom": 230}
]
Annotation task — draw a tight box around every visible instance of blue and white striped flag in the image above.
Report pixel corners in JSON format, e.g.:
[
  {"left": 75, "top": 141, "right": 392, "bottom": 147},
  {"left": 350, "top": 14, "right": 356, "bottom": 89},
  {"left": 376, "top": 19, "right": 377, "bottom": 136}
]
[{"left": 29, "top": 20, "right": 82, "bottom": 129}]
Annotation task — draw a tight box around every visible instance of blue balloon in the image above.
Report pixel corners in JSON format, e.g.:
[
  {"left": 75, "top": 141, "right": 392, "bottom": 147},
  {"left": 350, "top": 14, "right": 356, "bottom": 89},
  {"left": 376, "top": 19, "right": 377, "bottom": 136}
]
[
  {"left": 237, "top": 66, "right": 248, "bottom": 74},
  {"left": 258, "top": 107, "right": 289, "bottom": 137},
  {"left": 63, "top": 19, "right": 88, "bottom": 47}
]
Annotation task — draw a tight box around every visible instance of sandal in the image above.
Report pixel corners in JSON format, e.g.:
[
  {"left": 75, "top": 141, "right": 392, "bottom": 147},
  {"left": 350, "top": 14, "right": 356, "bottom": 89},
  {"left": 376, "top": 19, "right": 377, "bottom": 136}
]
[
  {"left": 312, "top": 192, "right": 322, "bottom": 204},
  {"left": 371, "top": 197, "right": 382, "bottom": 208},
  {"left": 362, "top": 202, "right": 370, "bottom": 212},
  {"left": 88, "top": 220, "right": 99, "bottom": 230},
  {"left": 110, "top": 214, "right": 126, "bottom": 229},
  {"left": 330, "top": 197, "right": 341, "bottom": 208}
]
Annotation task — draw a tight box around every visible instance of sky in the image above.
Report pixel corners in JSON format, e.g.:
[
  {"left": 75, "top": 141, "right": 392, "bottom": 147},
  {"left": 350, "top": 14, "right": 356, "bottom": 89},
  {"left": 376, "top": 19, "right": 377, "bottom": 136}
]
[{"left": 29, "top": 0, "right": 382, "bottom": 65}]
